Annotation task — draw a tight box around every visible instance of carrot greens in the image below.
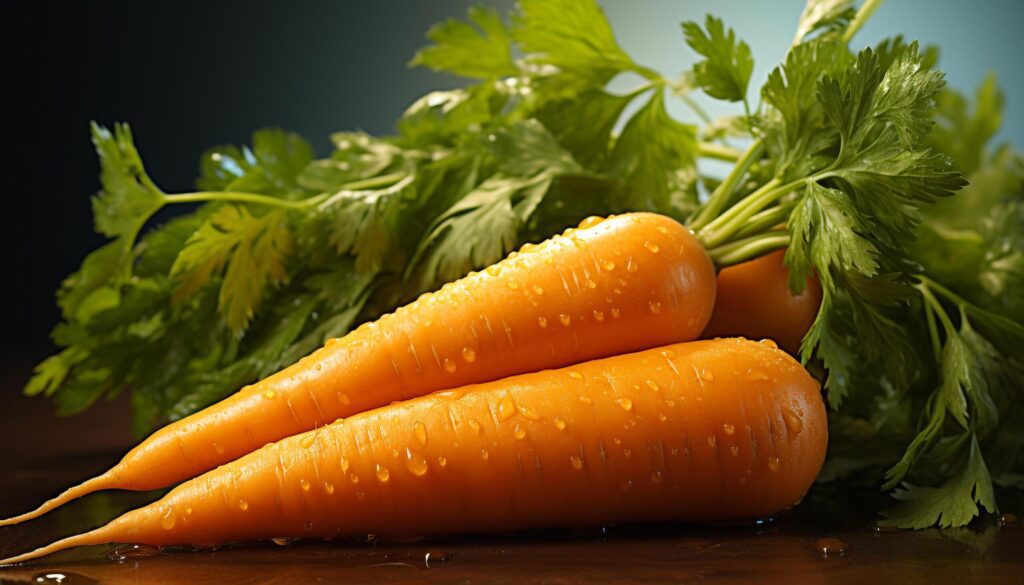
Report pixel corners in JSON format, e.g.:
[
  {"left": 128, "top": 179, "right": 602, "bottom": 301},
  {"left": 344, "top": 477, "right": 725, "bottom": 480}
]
[{"left": 26, "top": 0, "right": 1023, "bottom": 528}]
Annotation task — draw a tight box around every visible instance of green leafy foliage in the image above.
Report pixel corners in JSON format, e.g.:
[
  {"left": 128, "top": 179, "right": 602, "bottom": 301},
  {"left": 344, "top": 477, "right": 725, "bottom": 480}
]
[
  {"left": 682, "top": 15, "right": 754, "bottom": 103},
  {"left": 409, "top": 6, "right": 518, "bottom": 79}
]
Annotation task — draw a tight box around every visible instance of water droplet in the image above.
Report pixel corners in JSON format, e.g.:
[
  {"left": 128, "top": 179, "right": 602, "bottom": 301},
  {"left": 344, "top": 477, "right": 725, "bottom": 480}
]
[
  {"left": 238, "top": 499, "right": 249, "bottom": 511},
  {"left": 611, "top": 308, "right": 621, "bottom": 319},
  {"left": 300, "top": 478, "right": 311, "bottom": 491},
  {"left": 507, "top": 280, "right": 519, "bottom": 290},
  {"left": 350, "top": 473, "right": 359, "bottom": 484},
  {"left": 480, "top": 449, "right": 490, "bottom": 461},
  {"left": 656, "top": 226, "right": 669, "bottom": 235},
  {"left": 262, "top": 390, "right": 276, "bottom": 399},
  {"left": 577, "top": 215, "right": 605, "bottom": 229},
  {"left": 613, "top": 288, "right": 623, "bottom": 295},
  {"left": 559, "top": 314, "right": 571, "bottom": 326},
  {"left": 760, "top": 338, "right": 779, "bottom": 349},
  {"left": 498, "top": 392, "right": 517, "bottom": 421},
  {"left": 745, "top": 369, "right": 770, "bottom": 382},
  {"left": 570, "top": 455, "right": 584, "bottom": 470},
  {"left": 768, "top": 457, "right": 781, "bottom": 472},
  {"left": 185, "top": 507, "right": 193, "bottom": 515},
  {"left": 303, "top": 522, "right": 314, "bottom": 532},
  {"left": 665, "top": 399, "right": 676, "bottom": 407},
  {"left": 443, "top": 358, "right": 457, "bottom": 373},
  {"left": 626, "top": 257, "right": 638, "bottom": 273},
  {"left": 532, "top": 285, "right": 544, "bottom": 295},
  {"left": 508, "top": 251, "right": 519, "bottom": 260},
  {"left": 651, "top": 471, "right": 663, "bottom": 483},
  {"left": 519, "top": 242, "right": 536, "bottom": 253},
  {"left": 660, "top": 349, "right": 676, "bottom": 359},
  {"left": 324, "top": 481, "right": 335, "bottom": 494},
  {"left": 579, "top": 395, "right": 593, "bottom": 405},
  {"left": 707, "top": 436, "right": 717, "bottom": 448},
  {"left": 108, "top": 544, "right": 163, "bottom": 561},
  {"left": 437, "top": 456, "right": 448, "bottom": 467},
  {"left": 315, "top": 363, "right": 322, "bottom": 371},
  {"left": 424, "top": 548, "right": 452, "bottom": 567},
  {"left": 300, "top": 434, "right": 316, "bottom": 449},
  {"left": 586, "top": 280, "right": 597, "bottom": 289},
  {"left": 468, "top": 419, "right": 483, "bottom": 435},
  {"left": 376, "top": 464, "right": 390, "bottom": 482},
  {"left": 817, "top": 537, "right": 848, "bottom": 556},
  {"left": 405, "top": 448, "right": 429, "bottom": 476},
  {"left": 519, "top": 405, "right": 541, "bottom": 420},
  {"left": 593, "top": 309, "right": 605, "bottom": 322},
  {"left": 623, "top": 449, "right": 633, "bottom": 459},
  {"left": 648, "top": 301, "right": 662, "bottom": 314},
  {"left": 569, "top": 371, "right": 583, "bottom": 380},
  {"left": 461, "top": 347, "right": 477, "bottom": 363},
  {"left": 337, "top": 392, "right": 350, "bottom": 405},
  {"left": 513, "top": 425, "right": 526, "bottom": 440},
  {"left": 645, "top": 380, "right": 660, "bottom": 392},
  {"left": 644, "top": 241, "right": 660, "bottom": 253},
  {"left": 616, "top": 397, "right": 633, "bottom": 412},
  {"left": 537, "top": 316, "right": 548, "bottom": 328},
  {"left": 783, "top": 406, "right": 804, "bottom": 435},
  {"left": 619, "top": 480, "right": 633, "bottom": 491},
  {"left": 160, "top": 508, "right": 176, "bottom": 530},
  {"left": 658, "top": 413, "right": 668, "bottom": 422},
  {"left": 271, "top": 537, "right": 294, "bottom": 546},
  {"left": 730, "top": 446, "right": 740, "bottom": 457},
  {"left": 554, "top": 417, "right": 566, "bottom": 431},
  {"left": 486, "top": 265, "right": 501, "bottom": 276},
  {"left": 340, "top": 457, "right": 350, "bottom": 473},
  {"left": 355, "top": 491, "right": 365, "bottom": 500},
  {"left": 213, "top": 442, "right": 225, "bottom": 454},
  {"left": 701, "top": 369, "right": 715, "bottom": 382},
  {"left": 723, "top": 423, "right": 735, "bottom": 435}
]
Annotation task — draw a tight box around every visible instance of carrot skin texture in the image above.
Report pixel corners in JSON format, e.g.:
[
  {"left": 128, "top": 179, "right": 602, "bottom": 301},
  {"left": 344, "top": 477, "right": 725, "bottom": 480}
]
[
  {"left": 0, "top": 338, "right": 826, "bottom": 564},
  {"left": 1, "top": 212, "right": 716, "bottom": 526},
  {"left": 702, "top": 250, "right": 822, "bottom": 354}
]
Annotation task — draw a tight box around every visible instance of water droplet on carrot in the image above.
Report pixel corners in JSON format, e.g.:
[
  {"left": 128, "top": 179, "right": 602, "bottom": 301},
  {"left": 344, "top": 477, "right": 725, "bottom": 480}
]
[
  {"left": 443, "top": 358, "right": 457, "bottom": 373},
  {"left": 238, "top": 499, "right": 249, "bottom": 511},
  {"left": 554, "top": 417, "right": 566, "bottom": 430},
  {"left": 644, "top": 380, "right": 659, "bottom": 393},
  {"left": 513, "top": 425, "right": 526, "bottom": 440},
  {"left": 745, "top": 369, "right": 770, "bottom": 382},
  {"left": 648, "top": 301, "right": 662, "bottom": 314},
  {"left": 532, "top": 284, "right": 544, "bottom": 295},
  {"left": 461, "top": 347, "right": 476, "bottom": 363},
  {"left": 611, "top": 308, "right": 621, "bottom": 319},
  {"left": 486, "top": 265, "right": 501, "bottom": 276},
  {"left": 262, "top": 390, "right": 276, "bottom": 399},
  {"left": 722, "top": 423, "right": 735, "bottom": 435},
  {"left": 644, "top": 241, "right": 660, "bottom": 253},
  {"left": 508, "top": 251, "right": 519, "bottom": 260},
  {"left": 160, "top": 508, "right": 176, "bottom": 530},
  {"left": 376, "top": 464, "right": 390, "bottom": 482},
  {"left": 559, "top": 314, "right": 571, "bottom": 326},
  {"left": 537, "top": 316, "right": 548, "bottom": 328},
  {"left": 350, "top": 473, "right": 359, "bottom": 484},
  {"left": 817, "top": 538, "right": 848, "bottom": 556},
  {"left": 579, "top": 395, "right": 593, "bottom": 405},
  {"left": 656, "top": 226, "right": 669, "bottom": 235},
  {"left": 623, "top": 449, "right": 633, "bottom": 459},
  {"left": 578, "top": 216, "right": 605, "bottom": 229},
  {"left": 613, "top": 288, "right": 623, "bottom": 295},
  {"left": 730, "top": 446, "right": 740, "bottom": 457},
  {"left": 665, "top": 399, "right": 676, "bottom": 407},
  {"left": 659, "top": 413, "right": 668, "bottom": 422},
  {"left": 701, "top": 369, "right": 715, "bottom": 382},
  {"left": 468, "top": 419, "right": 483, "bottom": 435},
  {"left": 185, "top": 507, "right": 193, "bottom": 515},
  {"left": 324, "top": 481, "right": 335, "bottom": 494},
  {"left": 303, "top": 522, "right": 314, "bottom": 532},
  {"left": 404, "top": 448, "right": 429, "bottom": 476},
  {"left": 586, "top": 280, "right": 597, "bottom": 289},
  {"left": 651, "top": 471, "right": 663, "bottom": 483},
  {"left": 768, "top": 457, "right": 781, "bottom": 472},
  {"left": 337, "top": 392, "right": 350, "bottom": 406},
  {"left": 620, "top": 480, "right": 633, "bottom": 491},
  {"left": 499, "top": 393, "right": 517, "bottom": 421},
  {"left": 355, "top": 491, "right": 365, "bottom": 500},
  {"left": 616, "top": 397, "right": 633, "bottom": 412},
  {"left": 783, "top": 406, "right": 803, "bottom": 435},
  {"left": 660, "top": 349, "right": 676, "bottom": 359},
  {"left": 437, "top": 456, "right": 448, "bottom": 467},
  {"left": 480, "top": 449, "right": 490, "bottom": 461},
  {"left": 519, "top": 242, "right": 536, "bottom": 253},
  {"left": 626, "top": 257, "right": 638, "bottom": 273},
  {"left": 271, "top": 537, "right": 294, "bottom": 546},
  {"left": 410, "top": 422, "right": 428, "bottom": 446},
  {"left": 507, "top": 280, "right": 519, "bottom": 290},
  {"left": 300, "top": 435, "right": 316, "bottom": 449},
  {"left": 570, "top": 455, "right": 584, "bottom": 470},
  {"left": 519, "top": 404, "right": 541, "bottom": 420},
  {"left": 213, "top": 442, "right": 225, "bottom": 454},
  {"left": 568, "top": 371, "right": 583, "bottom": 380},
  {"left": 593, "top": 309, "right": 605, "bottom": 322},
  {"left": 760, "top": 338, "right": 779, "bottom": 349},
  {"left": 300, "top": 478, "right": 311, "bottom": 491},
  {"left": 707, "top": 436, "right": 717, "bottom": 448}
]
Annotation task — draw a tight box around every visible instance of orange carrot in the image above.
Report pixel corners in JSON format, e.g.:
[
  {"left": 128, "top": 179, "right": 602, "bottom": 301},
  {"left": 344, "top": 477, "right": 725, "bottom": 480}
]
[
  {"left": 0, "top": 338, "right": 826, "bottom": 565},
  {"left": 2, "top": 212, "right": 716, "bottom": 526},
  {"left": 702, "top": 250, "right": 822, "bottom": 354}
]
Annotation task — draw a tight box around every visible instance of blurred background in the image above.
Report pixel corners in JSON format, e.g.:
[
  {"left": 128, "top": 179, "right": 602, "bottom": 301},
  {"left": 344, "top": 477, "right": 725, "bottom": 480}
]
[{"left": 1, "top": 0, "right": 1021, "bottom": 401}]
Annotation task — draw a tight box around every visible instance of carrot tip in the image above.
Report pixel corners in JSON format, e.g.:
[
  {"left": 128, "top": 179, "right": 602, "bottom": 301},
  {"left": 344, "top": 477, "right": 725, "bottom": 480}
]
[{"left": 0, "top": 473, "right": 115, "bottom": 527}]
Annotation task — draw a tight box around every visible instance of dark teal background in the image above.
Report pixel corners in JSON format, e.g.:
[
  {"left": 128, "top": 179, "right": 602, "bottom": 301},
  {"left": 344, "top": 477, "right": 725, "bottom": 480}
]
[{"left": 2, "top": 0, "right": 1020, "bottom": 355}]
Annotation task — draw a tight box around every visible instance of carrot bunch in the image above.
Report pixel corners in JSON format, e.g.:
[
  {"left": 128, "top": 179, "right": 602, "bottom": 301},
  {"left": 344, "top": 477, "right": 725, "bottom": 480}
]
[{"left": 0, "top": 213, "right": 827, "bottom": 565}]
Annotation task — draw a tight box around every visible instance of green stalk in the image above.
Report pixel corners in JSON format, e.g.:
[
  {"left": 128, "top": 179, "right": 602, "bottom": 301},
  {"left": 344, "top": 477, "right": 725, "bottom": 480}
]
[
  {"left": 162, "top": 172, "right": 408, "bottom": 211},
  {"left": 843, "top": 0, "right": 885, "bottom": 44},
  {"left": 690, "top": 139, "right": 765, "bottom": 230},
  {"left": 706, "top": 231, "right": 790, "bottom": 267},
  {"left": 698, "top": 177, "right": 809, "bottom": 249},
  {"left": 697, "top": 142, "right": 742, "bottom": 162},
  {"left": 732, "top": 202, "right": 794, "bottom": 240}
]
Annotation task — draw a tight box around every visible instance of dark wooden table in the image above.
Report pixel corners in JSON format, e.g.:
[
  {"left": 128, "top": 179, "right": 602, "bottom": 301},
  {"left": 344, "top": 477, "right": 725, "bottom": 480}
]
[{"left": 0, "top": 360, "right": 1021, "bottom": 584}]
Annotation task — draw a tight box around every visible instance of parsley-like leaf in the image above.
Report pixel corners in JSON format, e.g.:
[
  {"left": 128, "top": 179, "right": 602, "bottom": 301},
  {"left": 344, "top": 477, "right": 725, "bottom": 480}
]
[
  {"left": 682, "top": 15, "right": 754, "bottom": 103},
  {"left": 409, "top": 6, "right": 518, "bottom": 79},
  {"left": 90, "top": 123, "right": 165, "bottom": 238}
]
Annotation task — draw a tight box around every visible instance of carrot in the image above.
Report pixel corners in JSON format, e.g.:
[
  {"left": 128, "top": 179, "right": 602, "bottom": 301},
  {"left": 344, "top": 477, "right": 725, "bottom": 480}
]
[
  {"left": 0, "top": 338, "right": 827, "bottom": 565},
  {"left": 702, "top": 250, "right": 822, "bottom": 354},
  {"left": 1, "top": 212, "right": 717, "bottom": 526}
]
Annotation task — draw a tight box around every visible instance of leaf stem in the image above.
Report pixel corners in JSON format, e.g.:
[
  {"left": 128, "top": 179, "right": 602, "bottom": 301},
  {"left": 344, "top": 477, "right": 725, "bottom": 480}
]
[
  {"left": 690, "top": 138, "right": 765, "bottom": 230},
  {"left": 699, "top": 176, "right": 807, "bottom": 249},
  {"left": 162, "top": 173, "right": 408, "bottom": 211},
  {"left": 732, "top": 202, "right": 794, "bottom": 239},
  {"left": 706, "top": 231, "right": 790, "bottom": 268},
  {"left": 696, "top": 142, "right": 742, "bottom": 162},
  {"left": 843, "top": 0, "right": 885, "bottom": 44}
]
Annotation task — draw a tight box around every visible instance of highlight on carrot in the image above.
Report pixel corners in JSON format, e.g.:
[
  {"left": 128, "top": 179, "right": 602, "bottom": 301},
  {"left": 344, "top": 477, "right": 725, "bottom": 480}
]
[
  {"left": 0, "top": 212, "right": 716, "bottom": 527},
  {"left": 0, "top": 338, "right": 826, "bottom": 565},
  {"left": 701, "top": 250, "right": 822, "bottom": 355}
]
